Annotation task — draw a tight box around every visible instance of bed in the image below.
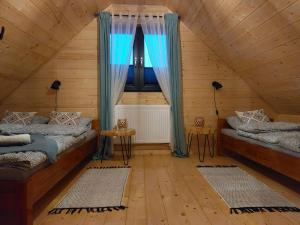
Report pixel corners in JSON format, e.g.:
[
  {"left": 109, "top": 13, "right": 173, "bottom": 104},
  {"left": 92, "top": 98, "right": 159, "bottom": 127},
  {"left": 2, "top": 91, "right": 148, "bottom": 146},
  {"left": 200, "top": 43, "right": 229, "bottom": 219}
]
[
  {"left": 0, "top": 120, "right": 99, "bottom": 225},
  {"left": 217, "top": 118, "right": 300, "bottom": 182}
]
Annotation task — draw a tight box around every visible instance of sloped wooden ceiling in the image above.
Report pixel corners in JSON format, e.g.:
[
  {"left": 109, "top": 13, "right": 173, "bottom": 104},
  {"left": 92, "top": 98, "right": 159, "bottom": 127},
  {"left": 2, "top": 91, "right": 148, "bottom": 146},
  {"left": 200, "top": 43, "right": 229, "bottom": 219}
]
[
  {"left": 0, "top": 0, "right": 110, "bottom": 103},
  {"left": 163, "top": 0, "right": 300, "bottom": 114},
  {"left": 1, "top": 0, "right": 299, "bottom": 114}
]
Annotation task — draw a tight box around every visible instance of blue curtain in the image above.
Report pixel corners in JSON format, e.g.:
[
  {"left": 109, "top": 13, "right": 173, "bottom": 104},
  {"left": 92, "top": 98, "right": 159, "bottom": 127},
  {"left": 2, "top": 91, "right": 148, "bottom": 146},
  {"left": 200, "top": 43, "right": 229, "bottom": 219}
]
[
  {"left": 165, "top": 13, "right": 187, "bottom": 157},
  {"left": 95, "top": 12, "right": 112, "bottom": 159}
]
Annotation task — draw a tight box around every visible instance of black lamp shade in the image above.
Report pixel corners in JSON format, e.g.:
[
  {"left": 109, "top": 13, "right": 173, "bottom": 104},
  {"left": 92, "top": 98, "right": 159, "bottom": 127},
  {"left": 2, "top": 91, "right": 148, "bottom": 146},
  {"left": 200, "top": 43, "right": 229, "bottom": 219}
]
[
  {"left": 212, "top": 81, "right": 223, "bottom": 90},
  {"left": 50, "top": 80, "right": 61, "bottom": 90}
]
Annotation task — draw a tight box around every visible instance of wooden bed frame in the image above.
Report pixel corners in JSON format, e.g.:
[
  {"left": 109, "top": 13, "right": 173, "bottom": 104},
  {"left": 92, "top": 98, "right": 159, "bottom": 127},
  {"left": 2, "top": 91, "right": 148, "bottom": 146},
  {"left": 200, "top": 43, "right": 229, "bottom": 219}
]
[
  {"left": 0, "top": 120, "right": 99, "bottom": 225},
  {"left": 217, "top": 118, "right": 300, "bottom": 182}
]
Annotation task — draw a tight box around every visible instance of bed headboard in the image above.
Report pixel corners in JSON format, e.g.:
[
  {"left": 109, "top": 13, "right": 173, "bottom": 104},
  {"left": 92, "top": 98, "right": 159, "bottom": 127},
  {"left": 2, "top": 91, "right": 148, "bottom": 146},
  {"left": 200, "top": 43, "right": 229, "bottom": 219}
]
[
  {"left": 92, "top": 119, "right": 99, "bottom": 132},
  {"left": 216, "top": 118, "right": 231, "bottom": 156},
  {"left": 217, "top": 118, "right": 230, "bottom": 130}
]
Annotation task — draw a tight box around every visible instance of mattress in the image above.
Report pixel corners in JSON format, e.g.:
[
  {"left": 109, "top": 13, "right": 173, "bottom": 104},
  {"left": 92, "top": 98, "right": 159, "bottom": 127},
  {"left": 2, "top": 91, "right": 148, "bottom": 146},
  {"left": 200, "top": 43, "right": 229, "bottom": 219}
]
[
  {"left": 221, "top": 128, "right": 300, "bottom": 158},
  {"left": 0, "top": 130, "right": 96, "bottom": 181}
]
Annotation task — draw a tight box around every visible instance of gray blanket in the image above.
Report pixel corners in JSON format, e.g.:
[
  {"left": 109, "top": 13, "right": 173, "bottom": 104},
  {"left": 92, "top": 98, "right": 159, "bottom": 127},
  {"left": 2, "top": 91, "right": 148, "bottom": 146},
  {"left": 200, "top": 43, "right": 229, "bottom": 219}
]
[
  {"left": 237, "top": 130, "right": 283, "bottom": 144},
  {"left": 0, "top": 134, "right": 58, "bottom": 163},
  {"left": 0, "top": 124, "right": 88, "bottom": 137},
  {"left": 238, "top": 122, "right": 300, "bottom": 134},
  {"left": 278, "top": 134, "right": 300, "bottom": 153},
  {"left": 237, "top": 122, "right": 300, "bottom": 153}
]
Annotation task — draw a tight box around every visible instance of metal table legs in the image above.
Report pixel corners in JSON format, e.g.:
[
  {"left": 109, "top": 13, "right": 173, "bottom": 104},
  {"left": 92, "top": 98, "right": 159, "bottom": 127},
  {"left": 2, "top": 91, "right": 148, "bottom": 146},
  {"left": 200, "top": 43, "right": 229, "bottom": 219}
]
[
  {"left": 99, "top": 135, "right": 133, "bottom": 165},
  {"left": 187, "top": 133, "right": 215, "bottom": 162},
  {"left": 120, "top": 136, "right": 132, "bottom": 165},
  {"left": 187, "top": 132, "right": 193, "bottom": 157},
  {"left": 100, "top": 136, "right": 107, "bottom": 163}
]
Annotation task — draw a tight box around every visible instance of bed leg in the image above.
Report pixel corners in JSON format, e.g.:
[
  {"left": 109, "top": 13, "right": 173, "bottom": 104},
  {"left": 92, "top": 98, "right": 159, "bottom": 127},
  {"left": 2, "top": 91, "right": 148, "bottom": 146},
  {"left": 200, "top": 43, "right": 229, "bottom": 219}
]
[
  {"left": 217, "top": 134, "right": 224, "bottom": 156},
  {"left": 217, "top": 138, "right": 224, "bottom": 156},
  {"left": 217, "top": 119, "right": 226, "bottom": 156},
  {"left": 22, "top": 182, "right": 33, "bottom": 225},
  {"left": 0, "top": 181, "right": 33, "bottom": 225}
]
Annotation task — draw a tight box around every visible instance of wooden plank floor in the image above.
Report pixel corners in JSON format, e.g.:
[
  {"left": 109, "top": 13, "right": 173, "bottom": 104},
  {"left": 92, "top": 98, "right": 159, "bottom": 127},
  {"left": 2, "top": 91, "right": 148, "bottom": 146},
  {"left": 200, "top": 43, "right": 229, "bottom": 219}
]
[{"left": 34, "top": 152, "right": 300, "bottom": 225}]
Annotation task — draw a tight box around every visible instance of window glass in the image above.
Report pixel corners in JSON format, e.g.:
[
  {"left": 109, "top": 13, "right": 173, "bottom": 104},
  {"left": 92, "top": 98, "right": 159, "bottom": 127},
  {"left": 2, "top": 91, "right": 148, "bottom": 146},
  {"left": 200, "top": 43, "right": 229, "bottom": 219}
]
[
  {"left": 114, "top": 26, "right": 164, "bottom": 92},
  {"left": 144, "top": 40, "right": 152, "bottom": 68},
  {"left": 144, "top": 34, "right": 167, "bottom": 68},
  {"left": 110, "top": 34, "right": 133, "bottom": 65}
]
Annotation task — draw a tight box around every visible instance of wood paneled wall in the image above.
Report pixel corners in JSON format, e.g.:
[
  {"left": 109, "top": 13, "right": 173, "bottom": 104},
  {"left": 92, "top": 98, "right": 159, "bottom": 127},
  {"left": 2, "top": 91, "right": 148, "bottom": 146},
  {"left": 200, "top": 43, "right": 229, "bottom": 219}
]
[
  {"left": 1, "top": 1, "right": 300, "bottom": 115},
  {"left": 0, "top": 19, "right": 99, "bottom": 118},
  {"left": 276, "top": 114, "right": 300, "bottom": 123},
  {"left": 119, "top": 92, "right": 168, "bottom": 105},
  {"left": 164, "top": 0, "right": 300, "bottom": 114},
  {"left": 179, "top": 23, "right": 275, "bottom": 127},
  {"left": 0, "top": 9, "right": 276, "bottom": 128},
  {"left": 0, "top": 0, "right": 110, "bottom": 104}
]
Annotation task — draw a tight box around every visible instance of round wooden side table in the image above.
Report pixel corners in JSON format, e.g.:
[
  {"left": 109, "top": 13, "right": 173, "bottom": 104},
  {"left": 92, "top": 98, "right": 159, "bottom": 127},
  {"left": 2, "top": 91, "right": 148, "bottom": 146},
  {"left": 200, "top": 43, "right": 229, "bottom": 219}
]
[
  {"left": 186, "top": 127, "right": 215, "bottom": 162},
  {"left": 100, "top": 128, "right": 136, "bottom": 165}
]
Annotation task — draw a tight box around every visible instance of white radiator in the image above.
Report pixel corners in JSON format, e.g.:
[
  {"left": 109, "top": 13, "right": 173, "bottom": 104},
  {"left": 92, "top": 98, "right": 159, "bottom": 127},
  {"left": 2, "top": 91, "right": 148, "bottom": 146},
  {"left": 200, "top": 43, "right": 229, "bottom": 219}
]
[{"left": 114, "top": 105, "right": 170, "bottom": 143}]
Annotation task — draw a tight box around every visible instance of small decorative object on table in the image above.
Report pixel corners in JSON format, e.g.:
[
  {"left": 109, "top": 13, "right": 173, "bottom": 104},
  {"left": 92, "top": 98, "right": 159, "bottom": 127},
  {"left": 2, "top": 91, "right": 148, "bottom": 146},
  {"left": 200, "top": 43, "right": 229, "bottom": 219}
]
[
  {"left": 194, "top": 117, "right": 205, "bottom": 127},
  {"left": 117, "top": 118, "right": 128, "bottom": 129}
]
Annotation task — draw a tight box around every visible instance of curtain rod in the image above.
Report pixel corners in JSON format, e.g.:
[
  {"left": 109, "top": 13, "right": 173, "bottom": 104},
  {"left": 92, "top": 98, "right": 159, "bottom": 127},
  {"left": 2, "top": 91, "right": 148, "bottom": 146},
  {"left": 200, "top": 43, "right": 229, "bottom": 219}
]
[{"left": 94, "top": 13, "right": 180, "bottom": 19}]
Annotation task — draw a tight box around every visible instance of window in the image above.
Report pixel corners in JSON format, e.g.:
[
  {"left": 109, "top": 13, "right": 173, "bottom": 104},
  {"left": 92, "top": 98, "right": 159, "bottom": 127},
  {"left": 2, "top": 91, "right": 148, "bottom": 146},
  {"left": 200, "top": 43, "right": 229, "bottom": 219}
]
[
  {"left": 125, "top": 26, "right": 161, "bottom": 92},
  {"left": 110, "top": 34, "right": 134, "bottom": 65}
]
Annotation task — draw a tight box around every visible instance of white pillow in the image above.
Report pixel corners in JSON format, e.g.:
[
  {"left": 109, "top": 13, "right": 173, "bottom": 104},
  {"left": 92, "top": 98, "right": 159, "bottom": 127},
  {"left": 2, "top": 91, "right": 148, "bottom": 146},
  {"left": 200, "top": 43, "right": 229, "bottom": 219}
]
[
  {"left": 48, "top": 111, "right": 81, "bottom": 126},
  {"left": 235, "top": 109, "right": 270, "bottom": 124},
  {"left": 226, "top": 116, "right": 244, "bottom": 130}
]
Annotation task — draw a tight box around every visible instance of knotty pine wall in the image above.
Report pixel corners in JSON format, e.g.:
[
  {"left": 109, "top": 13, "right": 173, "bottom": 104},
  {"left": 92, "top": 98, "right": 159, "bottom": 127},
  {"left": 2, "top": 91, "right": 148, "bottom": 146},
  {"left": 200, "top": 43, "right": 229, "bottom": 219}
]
[
  {"left": 276, "top": 114, "right": 300, "bottom": 123},
  {"left": 165, "top": 0, "right": 300, "bottom": 115},
  {"left": 1, "top": 1, "right": 300, "bottom": 115},
  {"left": 0, "top": 0, "right": 110, "bottom": 103},
  {"left": 0, "top": 18, "right": 276, "bottom": 128}
]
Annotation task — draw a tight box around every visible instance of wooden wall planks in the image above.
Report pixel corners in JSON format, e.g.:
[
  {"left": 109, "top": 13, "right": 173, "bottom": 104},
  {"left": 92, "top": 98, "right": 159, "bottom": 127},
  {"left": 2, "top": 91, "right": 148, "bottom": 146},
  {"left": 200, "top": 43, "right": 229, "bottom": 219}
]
[
  {"left": 0, "top": 8, "right": 276, "bottom": 129},
  {"left": 277, "top": 114, "right": 300, "bottom": 123},
  {"left": 0, "top": 0, "right": 110, "bottom": 104},
  {"left": 0, "top": 19, "right": 99, "bottom": 118},
  {"left": 119, "top": 93, "right": 168, "bottom": 105},
  {"left": 179, "top": 23, "right": 276, "bottom": 127},
  {"left": 1, "top": 0, "right": 300, "bottom": 115},
  {"left": 165, "top": 0, "right": 300, "bottom": 114}
]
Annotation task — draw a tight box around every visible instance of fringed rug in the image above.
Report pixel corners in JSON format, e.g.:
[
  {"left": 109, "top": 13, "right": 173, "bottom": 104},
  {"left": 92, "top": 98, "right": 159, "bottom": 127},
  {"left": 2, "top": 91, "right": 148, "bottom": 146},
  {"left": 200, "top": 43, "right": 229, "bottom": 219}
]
[
  {"left": 197, "top": 165, "right": 300, "bottom": 214},
  {"left": 49, "top": 166, "right": 130, "bottom": 215}
]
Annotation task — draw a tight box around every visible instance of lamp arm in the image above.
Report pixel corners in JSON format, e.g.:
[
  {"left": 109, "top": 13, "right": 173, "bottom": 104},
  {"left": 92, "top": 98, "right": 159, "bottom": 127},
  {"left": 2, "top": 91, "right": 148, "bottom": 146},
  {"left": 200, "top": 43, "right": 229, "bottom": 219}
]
[
  {"left": 55, "top": 90, "right": 58, "bottom": 111},
  {"left": 213, "top": 88, "right": 219, "bottom": 119}
]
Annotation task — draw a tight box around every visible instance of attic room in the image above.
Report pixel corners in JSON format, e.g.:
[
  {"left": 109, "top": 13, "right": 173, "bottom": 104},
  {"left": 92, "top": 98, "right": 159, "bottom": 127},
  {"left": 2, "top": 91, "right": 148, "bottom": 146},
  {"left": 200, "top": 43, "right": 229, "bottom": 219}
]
[{"left": 0, "top": 1, "right": 300, "bottom": 225}]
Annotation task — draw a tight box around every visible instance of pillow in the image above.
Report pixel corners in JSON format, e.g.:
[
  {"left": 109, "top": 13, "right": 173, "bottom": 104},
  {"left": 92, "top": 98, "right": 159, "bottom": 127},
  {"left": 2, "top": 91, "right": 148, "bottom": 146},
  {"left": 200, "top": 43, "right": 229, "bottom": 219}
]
[
  {"left": 235, "top": 109, "right": 270, "bottom": 124},
  {"left": 79, "top": 117, "right": 93, "bottom": 128},
  {"left": 0, "top": 111, "right": 36, "bottom": 125},
  {"left": 32, "top": 115, "right": 49, "bottom": 124},
  {"left": 48, "top": 111, "right": 81, "bottom": 126},
  {"left": 226, "top": 116, "right": 244, "bottom": 130}
]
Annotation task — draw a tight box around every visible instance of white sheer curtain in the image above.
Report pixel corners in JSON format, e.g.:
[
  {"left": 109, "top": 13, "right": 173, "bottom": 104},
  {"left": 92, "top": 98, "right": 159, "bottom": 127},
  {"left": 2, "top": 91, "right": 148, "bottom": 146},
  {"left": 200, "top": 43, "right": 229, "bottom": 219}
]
[
  {"left": 111, "top": 13, "right": 138, "bottom": 107},
  {"left": 140, "top": 14, "right": 171, "bottom": 103},
  {"left": 141, "top": 14, "right": 173, "bottom": 150}
]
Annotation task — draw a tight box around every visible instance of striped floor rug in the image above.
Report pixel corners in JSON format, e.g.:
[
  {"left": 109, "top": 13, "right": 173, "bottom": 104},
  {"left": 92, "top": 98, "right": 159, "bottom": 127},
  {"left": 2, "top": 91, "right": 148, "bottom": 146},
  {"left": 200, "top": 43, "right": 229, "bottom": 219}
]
[
  {"left": 49, "top": 166, "right": 130, "bottom": 215},
  {"left": 197, "top": 165, "right": 300, "bottom": 214}
]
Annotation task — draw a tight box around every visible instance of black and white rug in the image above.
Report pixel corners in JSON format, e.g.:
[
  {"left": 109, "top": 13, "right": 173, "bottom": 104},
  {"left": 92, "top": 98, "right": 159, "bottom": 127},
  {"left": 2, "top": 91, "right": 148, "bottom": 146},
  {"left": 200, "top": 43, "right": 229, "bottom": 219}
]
[
  {"left": 49, "top": 166, "right": 130, "bottom": 215},
  {"left": 197, "top": 165, "right": 300, "bottom": 214}
]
